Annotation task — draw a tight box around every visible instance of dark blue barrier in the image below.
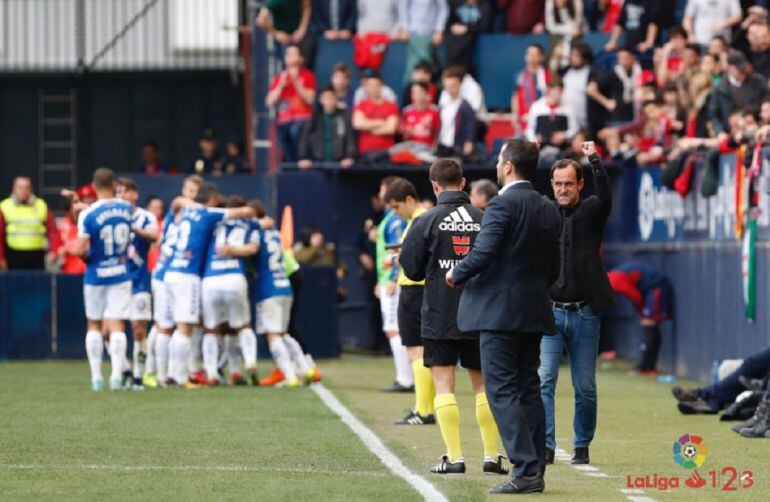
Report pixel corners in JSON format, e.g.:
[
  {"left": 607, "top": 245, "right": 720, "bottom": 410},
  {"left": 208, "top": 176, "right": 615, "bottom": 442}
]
[
  {"left": 0, "top": 271, "right": 52, "bottom": 359},
  {"left": 0, "top": 267, "right": 338, "bottom": 360}
]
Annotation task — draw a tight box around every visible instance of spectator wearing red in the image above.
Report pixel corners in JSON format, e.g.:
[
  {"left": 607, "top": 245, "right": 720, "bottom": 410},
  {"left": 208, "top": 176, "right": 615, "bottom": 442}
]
[
  {"left": 57, "top": 198, "right": 86, "bottom": 274},
  {"left": 497, "top": 0, "right": 545, "bottom": 35},
  {"left": 390, "top": 82, "right": 441, "bottom": 164},
  {"left": 0, "top": 176, "right": 61, "bottom": 271},
  {"left": 266, "top": 44, "right": 317, "bottom": 162},
  {"left": 400, "top": 83, "right": 441, "bottom": 146},
  {"left": 510, "top": 44, "right": 551, "bottom": 136},
  {"left": 352, "top": 72, "right": 400, "bottom": 160}
]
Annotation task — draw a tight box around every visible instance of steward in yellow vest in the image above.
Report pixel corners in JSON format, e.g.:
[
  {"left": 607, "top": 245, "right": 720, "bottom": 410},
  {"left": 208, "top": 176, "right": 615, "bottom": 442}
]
[{"left": 0, "top": 177, "right": 59, "bottom": 270}]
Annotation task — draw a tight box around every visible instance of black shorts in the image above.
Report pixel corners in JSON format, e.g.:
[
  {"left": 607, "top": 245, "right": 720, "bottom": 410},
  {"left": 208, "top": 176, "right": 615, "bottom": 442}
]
[
  {"left": 397, "top": 285, "right": 423, "bottom": 347},
  {"left": 423, "top": 338, "right": 481, "bottom": 370}
]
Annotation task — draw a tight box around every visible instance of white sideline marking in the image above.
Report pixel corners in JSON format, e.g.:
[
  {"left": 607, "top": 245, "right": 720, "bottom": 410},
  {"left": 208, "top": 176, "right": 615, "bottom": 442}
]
[
  {"left": 553, "top": 448, "right": 656, "bottom": 502},
  {"left": 311, "top": 384, "right": 448, "bottom": 502},
  {"left": 1, "top": 464, "right": 388, "bottom": 477}
]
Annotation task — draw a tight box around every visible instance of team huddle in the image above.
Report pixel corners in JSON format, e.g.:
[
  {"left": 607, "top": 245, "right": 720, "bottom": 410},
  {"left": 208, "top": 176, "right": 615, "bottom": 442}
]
[{"left": 72, "top": 169, "right": 318, "bottom": 391}]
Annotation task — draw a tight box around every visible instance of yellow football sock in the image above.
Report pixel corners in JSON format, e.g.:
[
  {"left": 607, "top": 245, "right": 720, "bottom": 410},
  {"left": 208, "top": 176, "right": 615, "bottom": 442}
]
[
  {"left": 412, "top": 359, "right": 435, "bottom": 416},
  {"left": 435, "top": 393, "right": 462, "bottom": 461},
  {"left": 476, "top": 392, "right": 501, "bottom": 458}
]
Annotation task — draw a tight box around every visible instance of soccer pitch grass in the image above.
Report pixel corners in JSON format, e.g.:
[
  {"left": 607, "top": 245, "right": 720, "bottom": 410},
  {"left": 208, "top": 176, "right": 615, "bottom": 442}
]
[{"left": 1, "top": 357, "right": 768, "bottom": 501}]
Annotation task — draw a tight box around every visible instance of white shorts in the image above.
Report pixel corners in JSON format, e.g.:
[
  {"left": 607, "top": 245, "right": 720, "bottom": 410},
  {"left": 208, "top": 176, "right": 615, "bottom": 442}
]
[
  {"left": 164, "top": 271, "right": 201, "bottom": 325},
  {"left": 380, "top": 285, "right": 400, "bottom": 333},
  {"left": 84, "top": 280, "right": 132, "bottom": 321},
  {"left": 256, "top": 295, "right": 293, "bottom": 334},
  {"left": 201, "top": 274, "right": 251, "bottom": 330},
  {"left": 152, "top": 279, "right": 174, "bottom": 329},
  {"left": 131, "top": 292, "right": 152, "bottom": 322}
]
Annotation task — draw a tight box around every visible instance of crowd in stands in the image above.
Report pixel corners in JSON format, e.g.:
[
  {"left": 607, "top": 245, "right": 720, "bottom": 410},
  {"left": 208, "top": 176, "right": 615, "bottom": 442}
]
[
  {"left": 256, "top": 0, "right": 770, "bottom": 173},
  {"left": 137, "top": 130, "right": 250, "bottom": 176}
]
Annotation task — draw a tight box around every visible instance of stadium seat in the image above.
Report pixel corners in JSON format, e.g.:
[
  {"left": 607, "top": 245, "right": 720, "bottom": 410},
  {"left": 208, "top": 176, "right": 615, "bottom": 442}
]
[{"left": 473, "top": 34, "right": 549, "bottom": 110}]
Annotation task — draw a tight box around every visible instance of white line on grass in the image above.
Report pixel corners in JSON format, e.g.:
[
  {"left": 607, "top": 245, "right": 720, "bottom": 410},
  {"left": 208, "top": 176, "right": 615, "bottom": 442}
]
[
  {"left": 554, "top": 448, "right": 657, "bottom": 502},
  {"left": 1, "top": 464, "right": 389, "bottom": 477},
  {"left": 311, "top": 384, "right": 448, "bottom": 502}
]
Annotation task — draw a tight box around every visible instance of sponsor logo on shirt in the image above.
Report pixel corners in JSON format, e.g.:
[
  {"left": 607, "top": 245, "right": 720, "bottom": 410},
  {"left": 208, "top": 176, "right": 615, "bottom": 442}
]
[{"left": 452, "top": 235, "right": 470, "bottom": 256}]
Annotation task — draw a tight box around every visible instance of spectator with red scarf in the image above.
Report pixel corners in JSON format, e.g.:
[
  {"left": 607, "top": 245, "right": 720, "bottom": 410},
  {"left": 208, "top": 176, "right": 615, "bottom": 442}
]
[
  {"left": 510, "top": 44, "right": 551, "bottom": 136},
  {"left": 266, "top": 44, "right": 317, "bottom": 162},
  {"left": 607, "top": 261, "right": 673, "bottom": 375}
]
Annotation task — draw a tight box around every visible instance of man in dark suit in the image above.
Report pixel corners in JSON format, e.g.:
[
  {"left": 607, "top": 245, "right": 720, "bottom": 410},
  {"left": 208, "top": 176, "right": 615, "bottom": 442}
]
[{"left": 446, "top": 139, "right": 562, "bottom": 494}]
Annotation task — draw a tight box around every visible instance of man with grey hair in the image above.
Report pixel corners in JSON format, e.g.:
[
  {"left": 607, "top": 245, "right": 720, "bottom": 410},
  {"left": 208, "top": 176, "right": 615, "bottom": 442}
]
[{"left": 469, "top": 179, "right": 498, "bottom": 210}]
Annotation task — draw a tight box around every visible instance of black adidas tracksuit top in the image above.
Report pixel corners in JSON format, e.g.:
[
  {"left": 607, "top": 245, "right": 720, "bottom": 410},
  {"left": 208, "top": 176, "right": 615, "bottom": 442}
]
[{"left": 399, "top": 190, "right": 484, "bottom": 340}]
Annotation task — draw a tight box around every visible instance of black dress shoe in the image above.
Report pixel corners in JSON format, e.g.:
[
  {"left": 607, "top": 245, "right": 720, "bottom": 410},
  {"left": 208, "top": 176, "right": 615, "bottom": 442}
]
[
  {"left": 489, "top": 474, "right": 545, "bottom": 494},
  {"left": 571, "top": 447, "right": 589, "bottom": 465},
  {"left": 671, "top": 386, "right": 699, "bottom": 402},
  {"left": 545, "top": 448, "right": 555, "bottom": 465},
  {"left": 678, "top": 399, "right": 717, "bottom": 415},
  {"left": 380, "top": 381, "right": 414, "bottom": 393}
]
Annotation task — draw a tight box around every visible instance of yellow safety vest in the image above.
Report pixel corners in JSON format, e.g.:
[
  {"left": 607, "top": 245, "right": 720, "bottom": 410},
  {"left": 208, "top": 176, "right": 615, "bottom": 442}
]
[{"left": 0, "top": 197, "right": 48, "bottom": 251}]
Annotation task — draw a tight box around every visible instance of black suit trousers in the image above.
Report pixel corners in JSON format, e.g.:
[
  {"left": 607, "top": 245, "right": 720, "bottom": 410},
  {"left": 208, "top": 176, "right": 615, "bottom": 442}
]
[{"left": 480, "top": 331, "right": 545, "bottom": 477}]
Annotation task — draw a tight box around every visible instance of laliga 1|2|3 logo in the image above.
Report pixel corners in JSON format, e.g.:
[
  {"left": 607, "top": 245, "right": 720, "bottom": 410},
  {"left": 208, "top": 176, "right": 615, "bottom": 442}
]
[{"left": 625, "top": 433, "right": 754, "bottom": 492}]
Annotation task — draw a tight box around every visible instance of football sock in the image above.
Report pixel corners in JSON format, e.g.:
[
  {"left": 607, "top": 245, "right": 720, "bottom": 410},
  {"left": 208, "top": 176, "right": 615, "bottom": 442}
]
[
  {"left": 389, "top": 336, "right": 413, "bottom": 387},
  {"left": 85, "top": 330, "right": 103, "bottom": 382},
  {"left": 413, "top": 359, "right": 435, "bottom": 416},
  {"left": 476, "top": 392, "right": 501, "bottom": 458},
  {"left": 171, "top": 331, "right": 191, "bottom": 383},
  {"left": 238, "top": 328, "right": 258, "bottom": 370},
  {"left": 283, "top": 335, "right": 311, "bottom": 375},
  {"left": 156, "top": 332, "right": 171, "bottom": 381},
  {"left": 108, "top": 332, "right": 127, "bottom": 381},
  {"left": 269, "top": 338, "right": 297, "bottom": 382},
  {"left": 188, "top": 327, "right": 203, "bottom": 372},
  {"left": 133, "top": 338, "right": 147, "bottom": 379},
  {"left": 435, "top": 393, "right": 462, "bottom": 461},
  {"left": 202, "top": 334, "right": 219, "bottom": 380},
  {"left": 224, "top": 335, "right": 241, "bottom": 374},
  {"left": 145, "top": 326, "right": 157, "bottom": 374}
]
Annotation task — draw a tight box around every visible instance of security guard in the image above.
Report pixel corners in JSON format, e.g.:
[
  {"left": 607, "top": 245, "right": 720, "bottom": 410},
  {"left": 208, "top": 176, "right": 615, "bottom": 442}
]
[{"left": 0, "top": 177, "right": 60, "bottom": 270}]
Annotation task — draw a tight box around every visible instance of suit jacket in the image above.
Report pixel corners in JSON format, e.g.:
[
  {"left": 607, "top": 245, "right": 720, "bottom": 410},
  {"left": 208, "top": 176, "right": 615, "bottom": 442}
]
[
  {"left": 452, "top": 181, "right": 561, "bottom": 334},
  {"left": 549, "top": 153, "right": 616, "bottom": 312}
]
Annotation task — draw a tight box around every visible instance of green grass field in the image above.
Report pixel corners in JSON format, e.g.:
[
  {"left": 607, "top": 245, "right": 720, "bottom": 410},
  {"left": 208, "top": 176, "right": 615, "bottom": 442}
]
[{"left": 1, "top": 357, "right": 768, "bottom": 501}]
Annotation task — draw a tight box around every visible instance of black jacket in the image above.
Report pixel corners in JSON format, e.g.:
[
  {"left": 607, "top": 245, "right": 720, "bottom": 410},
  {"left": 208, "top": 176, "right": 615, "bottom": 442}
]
[
  {"left": 400, "top": 191, "right": 483, "bottom": 340},
  {"left": 548, "top": 153, "right": 616, "bottom": 313},
  {"left": 709, "top": 73, "right": 768, "bottom": 134},
  {"left": 298, "top": 107, "right": 357, "bottom": 162},
  {"left": 452, "top": 181, "right": 561, "bottom": 334}
]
